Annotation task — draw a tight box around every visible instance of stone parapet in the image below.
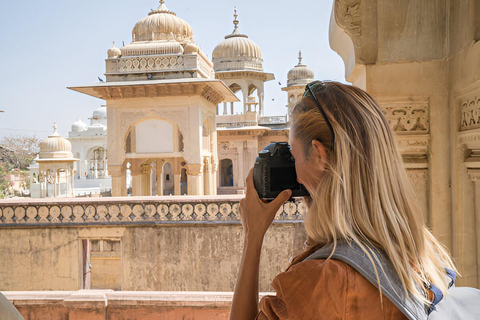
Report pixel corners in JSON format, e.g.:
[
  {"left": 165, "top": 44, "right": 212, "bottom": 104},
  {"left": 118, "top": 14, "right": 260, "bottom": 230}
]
[
  {"left": 4, "top": 290, "right": 263, "bottom": 320},
  {"left": 0, "top": 196, "right": 305, "bottom": 227}
]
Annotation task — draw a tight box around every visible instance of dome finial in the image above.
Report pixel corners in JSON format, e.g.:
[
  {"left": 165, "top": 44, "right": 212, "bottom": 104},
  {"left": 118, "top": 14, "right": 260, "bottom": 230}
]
[
  {"left": 53, "top": 122, "right": 57, "bottom": 133},
  {"left": 160, "top": 0, "right": 165, "bottom": 4},
  {"left": 298, "top": 50, "right": 303, "bottom": 65},
  {"left": 233, "top": 7, "right": 239, "bottom": 32}
]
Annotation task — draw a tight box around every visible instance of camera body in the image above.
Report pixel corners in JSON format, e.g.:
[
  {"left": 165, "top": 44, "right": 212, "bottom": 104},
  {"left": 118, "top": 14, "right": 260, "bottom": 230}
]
[{"left": 253, "top": 142, "right": 309, "bottom": 200}]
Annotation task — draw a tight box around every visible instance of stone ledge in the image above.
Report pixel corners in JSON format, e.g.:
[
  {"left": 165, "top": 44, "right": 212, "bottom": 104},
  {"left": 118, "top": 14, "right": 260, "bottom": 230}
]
[{"left": 0, "top": 196, "right": 306, "bottom": 226}]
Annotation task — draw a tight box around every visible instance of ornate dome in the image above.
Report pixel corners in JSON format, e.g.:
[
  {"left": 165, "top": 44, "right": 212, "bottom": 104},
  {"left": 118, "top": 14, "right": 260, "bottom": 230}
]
[
  {"left": 39, "top": 123, "right": 74, "bottom": 159},
  {"left": 71, "top": 119, "right": 87, "bottom": 132},
  {"left": 107, "top": 42, "right": 121, "bottom": 58},
  {"left": 287, "top": 51, "right": 314, "bottom": 86},
  {"left": 212, "top": 10, "right": 263, "bottom": 72},
  {"left": 131, "top": 0, "right": 193, "bottom": 43}
]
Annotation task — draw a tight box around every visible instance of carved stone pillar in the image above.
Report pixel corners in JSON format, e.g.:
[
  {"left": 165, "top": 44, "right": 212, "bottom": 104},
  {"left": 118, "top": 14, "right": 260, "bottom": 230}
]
[
  {"left": 141, "top": 164, "right": 151, "bottom": 196},
  {"left": 203, "top": 158, "right": 210, "bottom": 195},
  {"left": 131, "top": 164, "right": 141, "bottom": 197},
  {"left": 109, "top": 165, "right": 126, "bottom": 197},
  {"left": 187, "top": 164, "right": 203, "bottom": 195},
  {"left": 469, "top": 170, "right": 480, "bottom": 288},
  {"left": 156, "top": 167, "right": 163, "bottom": 196},
  {"left": 174, "top": 174, "right": 181, "bottom": 195},
  {"left": 466, "top": 149, "right": 480, "bottom": 287}
]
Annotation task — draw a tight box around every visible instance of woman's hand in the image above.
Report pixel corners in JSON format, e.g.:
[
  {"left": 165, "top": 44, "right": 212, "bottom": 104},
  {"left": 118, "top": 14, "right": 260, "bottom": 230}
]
[
  {"left": 239, "top": 169, "right": 292, "bottom": 243},
  {"left": 230, "top": 169, "right": 292, "bottom": 320}
]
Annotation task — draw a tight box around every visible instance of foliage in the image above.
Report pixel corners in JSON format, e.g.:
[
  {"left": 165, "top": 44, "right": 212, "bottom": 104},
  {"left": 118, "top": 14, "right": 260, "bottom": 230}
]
[
  {"left": 0, "top": 162, "right": 9, "bottom": 198},
  {"left": 0, "top": 134, "right": 40, "bottom": 170}
]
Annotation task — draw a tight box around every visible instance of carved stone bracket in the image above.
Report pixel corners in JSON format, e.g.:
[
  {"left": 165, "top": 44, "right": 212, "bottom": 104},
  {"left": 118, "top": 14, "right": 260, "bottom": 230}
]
[
  {"left": 334, "top": 0, "right": 362, "bottom": 47},
  {"left": 201, "top": 85, "right": 224, "bottom": 105}
]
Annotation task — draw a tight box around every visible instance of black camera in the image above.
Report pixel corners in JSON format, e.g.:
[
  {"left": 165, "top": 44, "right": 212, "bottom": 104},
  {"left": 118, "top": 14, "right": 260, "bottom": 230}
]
[{"left": 253, "top": 142, "right": 309, "bottom": 200}]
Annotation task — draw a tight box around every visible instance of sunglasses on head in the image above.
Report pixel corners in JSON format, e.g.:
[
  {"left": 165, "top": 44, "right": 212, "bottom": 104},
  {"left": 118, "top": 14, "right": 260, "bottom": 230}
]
[{"left": 303, "top": 81, "right": 335, "bottom": 147}]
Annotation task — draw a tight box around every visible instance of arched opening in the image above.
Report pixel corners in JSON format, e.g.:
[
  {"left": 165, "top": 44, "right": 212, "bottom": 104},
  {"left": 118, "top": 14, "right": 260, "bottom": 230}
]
[
  {"left": 229, "top": 83, "right": 244, "bottom": 115},
  {"left": 126, "top": 162, "right": 132, "bottom": 196},
  {"left": 220, "top": 159, "right": 233, "bottom": 187},
  {"left": 162, "top": 162, "right": 174, "bottom": 195},
  {"left": 181, "top": 168, "right": 188, "bottom": 195},
  {"left": 150, "top": 162, "right": 157, "bottom": 195},
  {"left": 87, "top": 147, "right": 107, "bottom": 179}
]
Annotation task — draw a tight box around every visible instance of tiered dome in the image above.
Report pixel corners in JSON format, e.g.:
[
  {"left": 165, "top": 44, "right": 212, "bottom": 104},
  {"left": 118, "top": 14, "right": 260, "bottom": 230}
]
[
  {"left": 116, "top": 0, "right": 193, "bottom": 57},
  {"left": 39, "top": 123, "right": 74, "bottom": 159},
  {"left": 212, "top": 10, "right": 263, "bottom": 72},
  {"left": 132, "top": 0, "right": 193, "bottom": 43},
  {"left": 287, "top": 51, "right": 314, "bottom": 86}
]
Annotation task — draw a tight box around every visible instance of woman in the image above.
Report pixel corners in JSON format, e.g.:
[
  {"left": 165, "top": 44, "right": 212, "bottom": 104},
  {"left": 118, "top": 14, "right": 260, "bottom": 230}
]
[{"left": 230, "top": 81, "right": 456, "bottom": 319}]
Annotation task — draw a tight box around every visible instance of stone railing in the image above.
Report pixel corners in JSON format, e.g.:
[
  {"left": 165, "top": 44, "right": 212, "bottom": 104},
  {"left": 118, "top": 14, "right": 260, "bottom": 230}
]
[
  {"left": 5, "top": 290, "right": 271, "bottom": 320},
  {"left": 0, "top": 196, "right": 306, "bottom": 227},
  {"left": 259, "top": 115, "right": 288, "bottom": 125}
]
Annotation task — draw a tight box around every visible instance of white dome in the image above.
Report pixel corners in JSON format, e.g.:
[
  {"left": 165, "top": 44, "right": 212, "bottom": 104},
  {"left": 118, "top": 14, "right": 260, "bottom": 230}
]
[
  {"left": 287, "top": 52, "right": 314, "bottom": 86},
  {"left": 131, "top": 1, "right": 193, "bottom": 43},
  {"left": 39, "top": 124, "right": 73, "bottom": 159},
  {"left": 91, "top": 106, "right": 107, "bottom": 126},
  {"left": 107, "top": 42, "right": 122, "bottom": 58},
  {"left": 212, "top": 11, "right": 263, "bottom": 72},
  {"left": 71, "top": 119, "right": 87, "bottom": 132}
]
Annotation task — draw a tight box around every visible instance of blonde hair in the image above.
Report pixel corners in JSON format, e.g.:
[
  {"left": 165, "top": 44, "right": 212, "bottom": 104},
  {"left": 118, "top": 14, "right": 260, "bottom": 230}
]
[{"left": 290, "top": 81, "right": 456, "bottom": 304}]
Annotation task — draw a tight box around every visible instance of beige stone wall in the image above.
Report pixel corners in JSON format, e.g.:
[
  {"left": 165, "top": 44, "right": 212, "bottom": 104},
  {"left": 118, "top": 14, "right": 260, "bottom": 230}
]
[
  {"left": 0, "top": 223, "right": 305, "bottom": 292},
  {"left": 0, "top": 197, "right": 306, "bottom": 292},
  {"left": 331, "top": 0, "right": 480, "bottom": 288}
]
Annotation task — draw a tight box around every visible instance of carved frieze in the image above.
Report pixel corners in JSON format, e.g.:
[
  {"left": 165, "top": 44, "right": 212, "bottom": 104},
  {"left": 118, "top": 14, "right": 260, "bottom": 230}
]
[
  {"left": 460, "top": 94, "right": 480, "bottom": 131},
  {"left": 377, "top": 98, "right": 430, "bottom": 134},
  {"left": 117, "top": 56, "right": 184, "bottom": 73}
]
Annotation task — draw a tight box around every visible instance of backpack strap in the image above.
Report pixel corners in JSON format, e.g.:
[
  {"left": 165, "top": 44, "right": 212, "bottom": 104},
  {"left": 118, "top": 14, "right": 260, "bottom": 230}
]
[{"left": 304, "top": 240, "right": 428, "bottom": 320}]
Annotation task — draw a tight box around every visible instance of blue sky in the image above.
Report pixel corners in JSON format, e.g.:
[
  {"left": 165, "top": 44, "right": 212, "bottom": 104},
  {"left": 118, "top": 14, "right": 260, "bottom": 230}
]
[{"left": 0, "top": 0, "right": 345, "bottom": 140}]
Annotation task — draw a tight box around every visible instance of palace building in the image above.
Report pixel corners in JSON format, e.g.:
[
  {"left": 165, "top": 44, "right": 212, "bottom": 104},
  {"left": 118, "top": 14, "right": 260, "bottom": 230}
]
[{"left": 58, "top": 1, "right": 313, "bottom": 198}]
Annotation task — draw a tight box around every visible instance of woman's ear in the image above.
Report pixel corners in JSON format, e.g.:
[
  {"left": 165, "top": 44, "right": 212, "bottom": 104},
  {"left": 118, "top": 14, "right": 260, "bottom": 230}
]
[{"left": 311, "top": 140, "right": 327, "bottom": 171}]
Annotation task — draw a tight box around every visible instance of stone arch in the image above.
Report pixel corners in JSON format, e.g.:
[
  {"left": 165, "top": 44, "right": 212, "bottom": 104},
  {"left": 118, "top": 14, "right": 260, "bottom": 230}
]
[
  {"left": 162, "top": 162, "right": 174, "bottom": 195},
  {"left": 123, "top": 117, "right": 185, "bottom": 155},
  {"left": 248, "top": 84, "right": 258, "bottom": 96},
  {"left": 219, "top": 158, "right": 234, "bottom": 187},
  {"left": 120, "top": 112, "right": 187, "bottom": 153},
  {"left": 86, "top": 146, "right": 107, "bottom": 179}
]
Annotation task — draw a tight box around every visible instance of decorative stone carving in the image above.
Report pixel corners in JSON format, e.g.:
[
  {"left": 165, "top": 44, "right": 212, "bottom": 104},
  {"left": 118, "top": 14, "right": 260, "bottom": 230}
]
[
  {"left": 117, "top": 56, "right": 184, "bottom": 73},
  {"left": 334, "top": 0, "right": 362, "bottom": 47},
  {"left": 201, "top": 85, "right": 224, "bottom": 105},
  {"left": 0, "top": 198, "right": 306, "bottom": 226},
  {"left": 460, "top": 94, "right": 480, "bottom": 131},
  {"left": 377, "top": 98, "right": 430, "bottom": 134}
]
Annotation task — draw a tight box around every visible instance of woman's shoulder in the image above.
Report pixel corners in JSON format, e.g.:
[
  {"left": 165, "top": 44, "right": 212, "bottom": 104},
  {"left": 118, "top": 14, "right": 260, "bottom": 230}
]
[{"left": 259, "top": 258, "right": 407, "bottom": 320}]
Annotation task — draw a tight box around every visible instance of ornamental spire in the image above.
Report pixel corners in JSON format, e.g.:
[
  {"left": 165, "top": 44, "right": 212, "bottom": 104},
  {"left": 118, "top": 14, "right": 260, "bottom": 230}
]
[
  {"left": 233, "top": 7, "right": 239, "bottom": 32},
  {"left": 298, "top": 50, "right": 303, "bottom": 65}
]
